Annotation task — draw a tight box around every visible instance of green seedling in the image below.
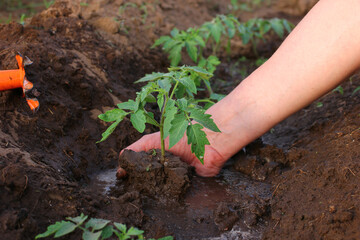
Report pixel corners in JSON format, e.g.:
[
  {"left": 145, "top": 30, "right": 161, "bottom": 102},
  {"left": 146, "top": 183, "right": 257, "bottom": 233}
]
[
  {"left": 153, "top": 15, "right": 293, "bottom": 69},
  {"left": 43, "top": 0, "right": 54, "bottom": 9},
  {"left": 98, "top": 66, "right": 221, "bottom": 163},
  {"left": 229, "top": 0, "right": 269, "bottom": 13},
  {"left": 238, "top": 18, "right": 293, "bottom": 56},
  {"left": 35, "top": 213, "right": 173, "bottom": 240},
  {"left": 352, "top": 86, "right": 360, "bottom": 96},
  {"left": 332, "top": 85, "right": 344, "bottom": 95}
]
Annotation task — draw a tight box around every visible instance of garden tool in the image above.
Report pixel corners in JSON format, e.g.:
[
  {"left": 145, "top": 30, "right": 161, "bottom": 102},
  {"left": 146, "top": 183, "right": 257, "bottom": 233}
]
[{"left": 0, "top": 53, "right": 39, "bottom": 112}]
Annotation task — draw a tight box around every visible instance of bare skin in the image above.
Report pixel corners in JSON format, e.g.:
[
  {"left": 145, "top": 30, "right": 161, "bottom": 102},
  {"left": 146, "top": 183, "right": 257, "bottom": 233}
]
[{"left": 122, "top": 0, "right": 360, "bottom": 177}]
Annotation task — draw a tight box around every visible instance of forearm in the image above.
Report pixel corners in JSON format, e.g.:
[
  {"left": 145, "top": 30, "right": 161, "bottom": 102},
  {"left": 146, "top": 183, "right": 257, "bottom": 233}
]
[{"left": 207, "top": 0, "right": 360, "bottom": 160}]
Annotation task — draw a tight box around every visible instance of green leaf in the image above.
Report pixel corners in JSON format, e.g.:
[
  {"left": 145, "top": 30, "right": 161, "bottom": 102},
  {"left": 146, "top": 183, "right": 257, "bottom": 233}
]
[
  {"left": 135, "top": 72, "right": 164, "bottom": 83},
  {"left": 183, "top": 66, "right": 212, "bottom": 80},
  {"left": 190, "top": 108, "right": 220, "bottom": 132},
  {"left": 85, "top": 218, "right": 111, "bottom": 231},
  {"left": 98, "top": 109, "right": 127, "bottom": 122},
  {"left": 185, "top": 41, "right": 198, "bottom": 62},
  {"left": 157, "top": 93, "right": 165, "bottom": 110},
  {"left": 157, "top": 237, "right": 174, "bottom": 240},
  {"left": 270, "top": 18, "right": 284, "bottom": 38},
  {"left": 97, "top": 120, "right": 121, "bottom": 143},
  {"left": 169, "top": 43, "right": 183, "bottom": 66},
  {"left": 145, "top": 112, "right": 159, "bottom": 127},
  {"left": 194, "top": 35, "right": 206, "bottom": 48},
  {"left": 210, "top": 93, "right": 226, "bottom": 101},
  {"left": 177, "top": 98, "right": 188, "bottom": 110},
  {"left": 144, "top": 94, "right": 157, "bottom": 103},
  {"left": 130, "top": 110, "right": 146, "bottom": 133},
  {"left": 54, "top": 221, "right": 77, "bottom": 238},
  {"left": 282, "top": 19, "right": 293, "bottom": 33},
  {"left": 170, "top": 28, "right": 179, "bottom": 37},
  {"left": 352, "top": 86, "right": 360, "bottom": 96},
  {"left": 117, "top": 100, "right": 138, "bottom": 111},
  {"left": 82, "top": 230, "right": 102, "bottom": 240},
  {"left": 114, "top": 223, "right": 127, "bottom": 233},
  {"left": 169, "top": 113, "right": 188, "bottom": 148},
  {"left": 178, "top": 76, "right": 197, "bottom": 94},
  {"left": 210, "top": 21, "right": 222, "bottom": 43},
  {"left": 127, "top": 227, "right": 144, "bottom": 236},
  {"left": 101, "top": 225, "right": 114, "bottom": 239},
  {"left": 67, "top": 213, "right": 88, "bottom": 225},
  {"left": 163, "top": 100, "right": 177, "bottom": 139},
  {"left": 35, "top": 221, "right": 67, "bottom": 239},
  {"left": 152, "top": 36, "right": 171, "bottom": 48},
  {"left": 158, "top": 78, "right": 172, "bottom": 92},
  {"left": 332, "top": 85, "right": 344, "bottom": 95},
  {"left": 186, "top": 124, "right": 209, "bottom": 164}
]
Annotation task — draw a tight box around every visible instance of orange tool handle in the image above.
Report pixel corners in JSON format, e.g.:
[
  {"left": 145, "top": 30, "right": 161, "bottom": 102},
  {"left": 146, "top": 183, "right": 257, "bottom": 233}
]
[{"left": 0, "top": 69, "right": 24, "bottom": 91}]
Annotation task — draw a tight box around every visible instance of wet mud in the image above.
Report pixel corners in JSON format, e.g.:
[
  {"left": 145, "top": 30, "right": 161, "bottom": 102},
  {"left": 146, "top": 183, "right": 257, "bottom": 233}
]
[{"left": 1, "top": 0, "right": 360, "bottom": 239}]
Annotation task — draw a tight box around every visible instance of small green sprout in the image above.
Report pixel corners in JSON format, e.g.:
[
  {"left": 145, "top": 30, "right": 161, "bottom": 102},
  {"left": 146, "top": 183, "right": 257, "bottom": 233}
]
[
  {"left": 98, "top": 66, "right": 221, "bottom": 164},
  {"left": 35, "top": 213, "right": 173, "bottom": 240}
]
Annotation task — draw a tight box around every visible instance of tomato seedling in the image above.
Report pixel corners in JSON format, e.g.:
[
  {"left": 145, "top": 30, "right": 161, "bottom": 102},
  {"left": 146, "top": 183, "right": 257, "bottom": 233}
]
[
  {"left": 35, "top": 213, "right": 173, "bottom": 240},
  {"left": 98, "top": 66, "right": 221, "bottom": 164}
]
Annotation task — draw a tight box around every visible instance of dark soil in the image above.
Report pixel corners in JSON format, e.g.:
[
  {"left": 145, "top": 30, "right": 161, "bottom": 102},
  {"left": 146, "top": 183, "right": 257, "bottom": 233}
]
[{"left": 1, "top": 0, "right": 360, "bottom": 239}]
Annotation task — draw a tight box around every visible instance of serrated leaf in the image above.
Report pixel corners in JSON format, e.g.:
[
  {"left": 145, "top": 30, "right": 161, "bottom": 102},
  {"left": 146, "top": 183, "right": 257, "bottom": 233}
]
[
  {"left": 135, "top": 72, "right": 164, "bottom": 83},
  {"left": 282, "top": 19, "right": 292, "bottom": 33},
  {"left": 170, "top": 28, "right": 179, "bottom": 37},
  {"left": 190, "top": 108, "right": 220, "bottom": 132},
  {"left": 101, "top": 225, "right": 114, "bottom": 239},
  {"left": 163, "top": 39, "right": 180, "bottom": 52},
  {"left": 54, "top": 221, "right": 77, "bottom": 238},
  {"left": 194, "top": 35, "right": 205, "bottom": 48},
  {"left": 98, "top": 109, "right": 127, "bottom": 122},
  {"left": 185, "top": 41, "right": 198, "bottom": 62},
  {"left": 145, "top": 112, "right": 159, "bottom": 127},
  {"left": 130, "top": 110, "right": 146, "bottom": 133},
  {"left": 114, "top": 223, "right": 127, "bottom": 233},
  {"left": 85, "top": 218, "right": 110, "bottom": 231},
  {"left": 187, "top": 124, "right": 209, "bottom": 164},
  {"left": 183, "top": 66, "right": 212, "bottom": 80},
  {"left": 157, "top": 93, "right": 165, "bottom": 110},
  {"left": 82, "top": 230, "right": 102, "bottom": 240},
  {"left": 158, "top": 78, "right": 172, "bottom": 92},
  {"left": 177, "top": 98, "right": 188, "bottom": 110},
  {"left": 144, "top": 94, "right": 156, "bottom": 103},
  {"left": 67, "top": 213, "right": 88, "bottom": 225},
  {"left": 169, "top": 113, "right": 188, "bottom": 148},
  {"left": 178, "top": 76, "right": 197, "bottom": 94},
  {"left": 152, "top": 36, "right": 171, "bottom": 48},
  {"left": 35, "top": 221, "right": 67, "bottom": 239},
  {"left": 127, "top": 227, "right": 144, "bottom": 236},
  {"left": 210, "top": 93, "right": 226, "bottom": 101},
  {"left": 97, "top": 120, "right": 121, "bottom": 143},
  {"left": 163, "top": 100, "right": 177, "bottom": 139},
  {"left": 169, "top": 43, "right": 183, "bottom": 66},
  {"left": 157, "top": 237, "right": 174, "bottom": 240},
  {"left": 210, "top": 21, "right": 222, "bottom": 43},
  {"left": 117, "top": 100, "right": 138, "bottom": 111},
  {"left": 270, "top": 18, "right": 284, "bottom": 38}
]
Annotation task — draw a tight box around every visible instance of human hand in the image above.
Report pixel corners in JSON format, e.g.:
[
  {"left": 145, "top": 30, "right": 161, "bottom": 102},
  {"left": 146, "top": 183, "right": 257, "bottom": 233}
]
[{"left": 120, "top": 131, "right": 226, "bottom": 177}]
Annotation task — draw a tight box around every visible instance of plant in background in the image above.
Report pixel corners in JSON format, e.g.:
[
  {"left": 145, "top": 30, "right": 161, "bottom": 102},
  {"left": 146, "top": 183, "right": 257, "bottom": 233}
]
[
  {"left": 229, "top": 0, "right": 270, "bottom": 13},
  {"left": 238, "top": 17, "right": 293, "bottom": 56},
  {"left": 35, "top": 213, "right": 173, "bottom": 240},
  {"left": 153, "top": 15, "right": 293, "bottom": 68},
  {"left": 98, "top": 66, "right": 221, "bottom": 164}
]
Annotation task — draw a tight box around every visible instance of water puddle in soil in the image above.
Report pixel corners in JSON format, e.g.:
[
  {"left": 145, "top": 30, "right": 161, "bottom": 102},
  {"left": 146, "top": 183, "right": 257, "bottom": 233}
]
[{"left": 91, "top": 167, "right": 271, "bottom": 240}]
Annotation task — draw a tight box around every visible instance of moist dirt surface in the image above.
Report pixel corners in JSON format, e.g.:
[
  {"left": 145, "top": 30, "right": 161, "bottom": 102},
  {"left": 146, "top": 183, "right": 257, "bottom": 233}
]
[{"left": 1, "top": 0, "right": 360, "bottom": 240}]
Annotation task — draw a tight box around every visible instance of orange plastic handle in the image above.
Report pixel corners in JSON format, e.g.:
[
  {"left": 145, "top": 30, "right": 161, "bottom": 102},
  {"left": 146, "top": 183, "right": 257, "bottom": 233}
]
[
  {"left": 0, "top": 54, "right": 25, "bottom": 91},
  {"left": 0, "top": 69, "right": 24, "bottom": 90}
]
